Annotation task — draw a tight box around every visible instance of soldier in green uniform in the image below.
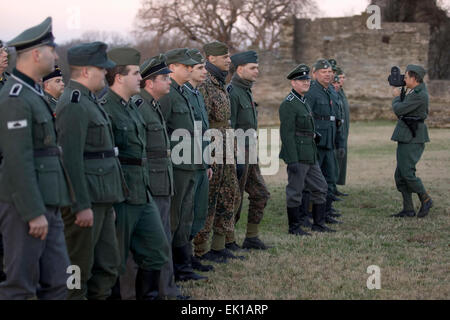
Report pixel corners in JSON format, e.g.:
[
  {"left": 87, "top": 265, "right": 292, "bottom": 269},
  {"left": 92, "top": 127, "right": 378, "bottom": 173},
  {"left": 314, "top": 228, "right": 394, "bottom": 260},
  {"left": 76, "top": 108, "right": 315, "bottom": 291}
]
[
  {"left": 0, "top": 39, "right": 9, "bottom": 283},
  {"left": 335, "top": 67, "right": 350, "bottom": 194},
  {"left": 56, "top": 42, "right": 126, "bottom": 300},
  {"left": 133, "top": 54, "right": 187, "bottom": 298},
  {"left": 159, "top": 48, "right": 207, "bottom": 282},
  {"left": 0, "top": 40, "right": 9, "bottom": 91},
  {"left": 193, "top": 41, "right": 243, "bottom": 263},
  {"left": 279, "top": 64, "right": 334, "bottom": 234},
  {"left": 304, "top": 59, "right": 343, "bottom": 225},
  {"left": 102, "top": 47, "right": 170, "bottom": 300},
  {"left": 183, "top": 49, "right": 214, "bottom": 272},
  {"left": 0, "top": 17, "right": 74, "bottom": 299},
  {"left": 227, "top": 51, "right": 270, "bottom": 249},
  {"left": 43, "top": 65, "right": 64, "bottom": 114},
  {"left": 390, "top": 65, "right": 432, "bottom": 218}
]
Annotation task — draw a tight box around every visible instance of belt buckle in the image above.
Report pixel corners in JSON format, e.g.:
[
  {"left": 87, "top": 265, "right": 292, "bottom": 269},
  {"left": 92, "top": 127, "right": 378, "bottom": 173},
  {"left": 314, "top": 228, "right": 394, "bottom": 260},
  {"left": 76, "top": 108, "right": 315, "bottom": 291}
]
[
  {"left": 167, "top": 149, "right": 171, "bottom": 157},
  {"left": 330, "top": 116, "right": 336, "bottom": 121},
  {"left": 114, "top": 147, "right": 119, "bottom": 157}
]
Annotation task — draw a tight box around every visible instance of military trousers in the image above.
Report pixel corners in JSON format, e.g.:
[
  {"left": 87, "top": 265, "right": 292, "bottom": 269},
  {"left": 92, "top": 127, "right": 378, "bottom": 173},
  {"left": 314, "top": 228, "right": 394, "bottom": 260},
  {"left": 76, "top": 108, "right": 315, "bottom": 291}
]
[
  {"left": 395, "top": 142, "right": 426, "bottom": 194},
  {"left": 193, "top": 162, "right": 240, "bottom": 256},
  {"left": 286, "top": 162, "right": 327, "bottom": 208},
  {"left": 62, "top": 204, "right": 120, "bottom": 300},
  {"left": 336, "top": 146, "right": 348, "bottom": 185},
  {"left": 0, "top": 203, "right": 70, "bottom": 300},
  {"left": 226, "top": 162, "right": 270, "bottom": 243},
  {"left": 114, "top": 201, "right": 169, "bottom": 274},
  {"left": 190, "top": 169, "right": 209, "bottom": 240},
  {"left": 0, "top": 235, "right": 4, "bottom": 277},
  {"left": 170, "top": 168, "right": 196, "bottom": 249},
  {"left": 317, "top": 148, "right": 338, "bottom": 196}
]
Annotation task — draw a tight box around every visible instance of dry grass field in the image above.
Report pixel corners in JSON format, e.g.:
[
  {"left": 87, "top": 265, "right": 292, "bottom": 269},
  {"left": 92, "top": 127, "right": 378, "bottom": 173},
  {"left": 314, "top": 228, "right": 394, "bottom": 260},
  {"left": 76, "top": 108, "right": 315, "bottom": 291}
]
[{"left": 180, "top": 120, "right": 450, "bottom": 300}]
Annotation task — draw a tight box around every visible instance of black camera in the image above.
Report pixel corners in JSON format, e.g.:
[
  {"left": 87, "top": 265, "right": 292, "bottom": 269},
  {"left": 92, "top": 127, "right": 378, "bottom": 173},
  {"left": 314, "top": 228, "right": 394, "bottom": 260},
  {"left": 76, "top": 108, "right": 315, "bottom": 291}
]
[{"left": 388, "top": 66, "right": 406, "bottom": 87}]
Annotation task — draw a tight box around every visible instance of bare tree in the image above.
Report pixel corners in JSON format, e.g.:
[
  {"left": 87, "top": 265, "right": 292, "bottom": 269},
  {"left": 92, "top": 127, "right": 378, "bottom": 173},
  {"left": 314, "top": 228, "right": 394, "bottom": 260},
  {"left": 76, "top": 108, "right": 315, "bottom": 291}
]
[{"left": 135, "top": 0, "right": 315, "bottom": 52}]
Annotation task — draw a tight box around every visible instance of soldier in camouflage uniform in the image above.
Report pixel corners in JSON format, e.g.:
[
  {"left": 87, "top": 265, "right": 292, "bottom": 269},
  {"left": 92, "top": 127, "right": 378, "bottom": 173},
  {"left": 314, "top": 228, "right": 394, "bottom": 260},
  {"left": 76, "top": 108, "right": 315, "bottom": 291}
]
[
  {"left": 227, "top": 51, "right": 270, "bottom": 250},
  {"left": 43, "top": 65, "right": 64, "bottom": 114},
  {"left": 193, "top": 41, "right": 243, "bottom": 263}
]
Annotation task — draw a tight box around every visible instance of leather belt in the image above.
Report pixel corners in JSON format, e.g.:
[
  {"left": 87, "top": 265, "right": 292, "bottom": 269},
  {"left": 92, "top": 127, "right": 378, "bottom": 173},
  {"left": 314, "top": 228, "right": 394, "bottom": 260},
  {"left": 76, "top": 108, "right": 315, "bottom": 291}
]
[
  {"left": 34, "top": 146, "right": 62, "bottom": 157},
  {"left": 147, "top": 150, "right": 171, "bottom": 159},
  {"left": 119, "top": 156, "right": 147, "bottom": 166},
  {"left": 84, "top": 147, "right": 119, "bottom": 159},
  {"left": 314, "top": 115, "right": 336, "bottom": 121},
  {"left": 295, "top": 131, "right": 315, "bottom": 137}
]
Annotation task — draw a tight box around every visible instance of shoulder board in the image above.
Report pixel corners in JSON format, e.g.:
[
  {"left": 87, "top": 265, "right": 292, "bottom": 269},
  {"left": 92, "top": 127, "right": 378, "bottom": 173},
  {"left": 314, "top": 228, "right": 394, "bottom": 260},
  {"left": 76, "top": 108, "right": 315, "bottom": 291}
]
[
  {"left": 286, "top": 93, "right": 295, "bottom": 102},
  {"left": 71, "top": 90, "right": 81, "bottom": 103},
  {"left": 9, "top": 83, "right": 23, "bottom": 97},
  {"left": 226, "top": 84, "right": 233, "bottom": 93}
]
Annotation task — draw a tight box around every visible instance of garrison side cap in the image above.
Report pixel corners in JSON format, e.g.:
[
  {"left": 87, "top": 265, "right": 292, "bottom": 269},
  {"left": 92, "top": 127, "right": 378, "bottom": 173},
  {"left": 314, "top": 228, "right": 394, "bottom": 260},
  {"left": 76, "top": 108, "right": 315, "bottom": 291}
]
[
  {"left": 7, "top": 17, "right": 56, "bottom": 52},
  {"left": 140, "top": 54, "right": 172, "bottom": 80},
  {"left": 107, "top": 47, "right": 141, "bottom": 66},
  {"left": 287, "top": 63, "right": 311, "bottom": 80},
  {"left": 67, "top": 41, "right": 116, "bottom": 69}
]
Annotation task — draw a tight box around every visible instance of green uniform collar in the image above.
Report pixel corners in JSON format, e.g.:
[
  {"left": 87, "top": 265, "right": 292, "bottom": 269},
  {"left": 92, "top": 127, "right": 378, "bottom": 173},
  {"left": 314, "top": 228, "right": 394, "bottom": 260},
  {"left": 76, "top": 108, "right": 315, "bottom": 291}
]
[
  {"left": 67, "top": 80, "right": 98, "bottom": 103},
  {"left": 107, "top": 88, "right": 130, "bottom": 107},
  {"left": 412, "top": 82, "right": 425, "bottom": 94},
  {"left": 170, "top": 78, "right": 185, "bottom": 93},
  {"left": 139, "top": 89, "right": 158, "bottom": 108},
  {"left": 184, "top": 82, "right": 200, "bottom": 95},
  {"left": 231, "top": 73, "right": 253, "bottom": 90},
  {"left": 12, "top": 68, "right": 43, "bottom": 94}
]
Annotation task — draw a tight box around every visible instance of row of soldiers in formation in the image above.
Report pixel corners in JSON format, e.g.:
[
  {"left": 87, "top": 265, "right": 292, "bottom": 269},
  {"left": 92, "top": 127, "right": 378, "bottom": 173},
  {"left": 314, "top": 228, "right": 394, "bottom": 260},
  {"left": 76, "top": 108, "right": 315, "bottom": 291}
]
[{"left": 0, "top": 17, "right": 351, "bottom": 300}]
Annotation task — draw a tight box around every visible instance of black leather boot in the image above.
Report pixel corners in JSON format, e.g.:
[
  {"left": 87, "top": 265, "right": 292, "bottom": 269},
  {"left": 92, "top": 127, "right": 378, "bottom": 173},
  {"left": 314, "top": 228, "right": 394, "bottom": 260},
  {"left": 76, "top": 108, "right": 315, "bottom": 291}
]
[
  {"left": 135, "top": 268, "right": 160, "bottom": 300},
  {"left": 106, "top": 277, "right": 122, "bottom": 300},
  {"left": 311, "top": 203, "right": 336, "bottom": 233},
  {"left": 173, "top": 244, "right": 208, "bottom": 282},
  {"left": 325, "top": 195, "right": 343, "bottom": 224},
  {"left": 298, "top": 192, "right": 313, "bottom": 228},
  {"left": 287, "top": 207, "right": 311, "bottom": 236}
]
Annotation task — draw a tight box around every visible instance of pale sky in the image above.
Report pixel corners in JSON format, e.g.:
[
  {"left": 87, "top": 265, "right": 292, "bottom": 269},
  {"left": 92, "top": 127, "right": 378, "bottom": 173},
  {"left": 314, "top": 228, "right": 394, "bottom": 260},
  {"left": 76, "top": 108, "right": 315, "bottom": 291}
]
[{"left": 1, "top": 0, "right": 449, "bottom": 44}]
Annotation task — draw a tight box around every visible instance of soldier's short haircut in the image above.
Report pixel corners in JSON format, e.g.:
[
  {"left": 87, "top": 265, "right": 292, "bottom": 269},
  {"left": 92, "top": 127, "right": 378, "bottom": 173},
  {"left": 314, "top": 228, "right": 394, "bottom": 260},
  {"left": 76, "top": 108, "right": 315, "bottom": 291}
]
[
  {"left": 407, "top": 70, "right": 423, "bottom": 83},
  {"left": 105, "top": 65, "right": 130, "bottom": 86},
  {"left": 140, "top": 74, "right": 157, "bottom": 88}
]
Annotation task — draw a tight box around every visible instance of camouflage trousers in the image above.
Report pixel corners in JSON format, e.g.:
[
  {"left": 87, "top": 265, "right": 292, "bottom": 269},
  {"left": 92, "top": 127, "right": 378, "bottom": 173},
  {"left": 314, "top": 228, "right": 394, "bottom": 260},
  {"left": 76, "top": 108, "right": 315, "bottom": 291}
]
[
  {"left": 226, "top": 162, "right": 270, "bottom": 243},
  {"left": 193, "top": 162, "right": 240, "bottom": 256}
]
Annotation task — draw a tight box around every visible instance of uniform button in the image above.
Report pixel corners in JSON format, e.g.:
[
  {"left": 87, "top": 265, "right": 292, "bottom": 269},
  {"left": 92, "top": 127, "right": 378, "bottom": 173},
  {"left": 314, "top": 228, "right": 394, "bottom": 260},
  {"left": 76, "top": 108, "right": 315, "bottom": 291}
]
[
  {"left": 40, "top": 164, "right": 44, "bottom": 169},
  {"left": 99, "top": 168, "right": 103, "bottom": 172}
]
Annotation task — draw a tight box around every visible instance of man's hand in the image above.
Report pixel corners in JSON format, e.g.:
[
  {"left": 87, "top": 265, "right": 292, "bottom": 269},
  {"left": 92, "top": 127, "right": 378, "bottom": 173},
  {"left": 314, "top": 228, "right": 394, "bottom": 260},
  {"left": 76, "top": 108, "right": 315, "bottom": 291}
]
[
  {"left": 207, "top": 168, "right": 213, "bottom": 181},
  {"left": 75, "top": 208, "right": 94, "bottom": 228},
  {"left": 28, "top": 215, "right": 48, "bottom": 240},
  {"left": 392, "top": 87, "right": 401, "bottom": 97},
  {"left": 337, "top": 148, "right": 346, "bottom": 158}
]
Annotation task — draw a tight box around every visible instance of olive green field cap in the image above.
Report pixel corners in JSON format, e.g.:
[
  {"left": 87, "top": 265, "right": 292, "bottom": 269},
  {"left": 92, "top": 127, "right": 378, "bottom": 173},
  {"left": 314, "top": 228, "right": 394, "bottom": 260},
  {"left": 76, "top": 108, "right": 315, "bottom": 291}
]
[
  {"left": 67, "top": 41, "right": 115, "bottom": 69},
  {"left": 108, "top": 47, "right": 141, "bottom": 66},
  {"left": 203, "top": 41, "right": 228, "bottom": 57},
  {"left": 313, "top": 59, "right": 332, "bottom": 71},
  {"left": 187, "top": 48, "right": 205, "bottom": 64},
  {"left": 406, "top": 64, "right": 426, "bottom": 80},
  {"left": 230, "top": 51, "right": 258, "bottom": 67},
  {"left": 165, "top": 48, "right": 198, "bottom": 66}
]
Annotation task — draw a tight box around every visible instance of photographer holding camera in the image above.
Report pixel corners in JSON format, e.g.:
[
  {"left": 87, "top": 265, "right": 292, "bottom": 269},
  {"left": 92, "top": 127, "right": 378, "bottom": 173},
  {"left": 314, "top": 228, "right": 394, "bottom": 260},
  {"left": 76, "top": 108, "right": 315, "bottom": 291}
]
[{"left": 390, "top": 65, "right": 432, "bottom": 218}]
